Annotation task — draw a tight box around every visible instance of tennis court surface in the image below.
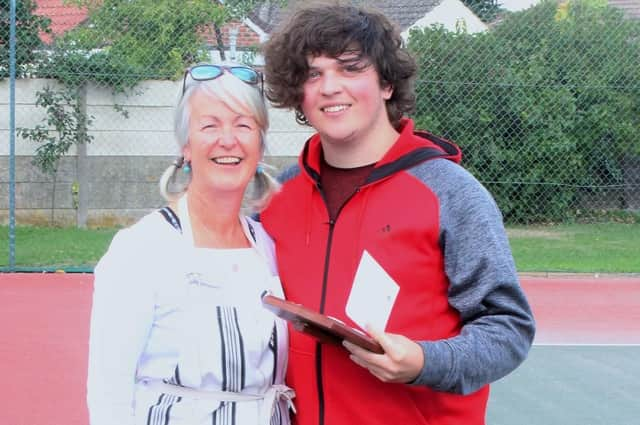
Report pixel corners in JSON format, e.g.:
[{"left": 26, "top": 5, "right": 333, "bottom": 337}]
[{"left": 1, "top": 272, "right": 638, "bottom": 425}]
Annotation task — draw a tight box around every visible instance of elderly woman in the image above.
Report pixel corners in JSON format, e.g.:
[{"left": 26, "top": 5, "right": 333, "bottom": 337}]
[{"left": 87, "top": 64, "right": 293, "bottom": 425}]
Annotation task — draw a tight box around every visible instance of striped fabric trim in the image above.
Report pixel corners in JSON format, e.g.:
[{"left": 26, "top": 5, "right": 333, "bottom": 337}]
[
  {"left": 146, "top": 392, "right": 182, "bottom": 425},
  {"left": 269, "top": 324, "right": 278, "bottom": 385},
  {"left": 173, "top": 364, "right": 181, "bottom": 386},
  {"left": 268, "top": 324, "right": 283, "bottom": 425},
  {"left": 245, "top": 218, "right": 257, "bottom": 242},
  {"left": 217, "top": 306, "right": 246, "bottom": 392},
  {"left": 270, "top": 401, "right": 283, "bottom": 425},
  {"left": 212, "top": 401, "right": 237, "bottom": 425},
  {"left": 213, "top": 306, "right": 245, "bottom": 425},
  {"left": 158, "top": 206, "right": 181, "bottom": 232}
]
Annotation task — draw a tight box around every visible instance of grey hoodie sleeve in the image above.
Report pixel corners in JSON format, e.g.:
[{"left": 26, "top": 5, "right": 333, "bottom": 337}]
[{"left": 408, "top": 159, "right": 535, "bottom": 394}]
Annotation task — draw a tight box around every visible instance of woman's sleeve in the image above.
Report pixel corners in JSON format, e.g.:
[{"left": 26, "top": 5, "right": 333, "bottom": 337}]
[{"left": 87, "top": 228, "right": 156, "bottom": 425}]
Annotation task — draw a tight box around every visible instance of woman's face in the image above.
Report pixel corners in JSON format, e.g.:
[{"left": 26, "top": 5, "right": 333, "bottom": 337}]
[{"left": 182, "top": 90, "right": 262, "bottom": 197}]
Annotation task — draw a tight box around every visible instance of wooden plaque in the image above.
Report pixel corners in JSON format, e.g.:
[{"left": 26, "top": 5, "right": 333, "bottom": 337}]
[{"left": 262, "top": 294, "right": 384, "bottom": 354}]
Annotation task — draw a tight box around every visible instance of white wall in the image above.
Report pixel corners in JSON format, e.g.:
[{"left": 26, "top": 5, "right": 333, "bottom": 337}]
[{"left": 1, "top": 79, "right": 312, "bottom": 158}]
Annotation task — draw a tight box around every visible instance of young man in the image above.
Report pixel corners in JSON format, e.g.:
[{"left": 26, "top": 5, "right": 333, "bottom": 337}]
[{"left": 260, "top": 4, "right": 535, "bottom": 425}]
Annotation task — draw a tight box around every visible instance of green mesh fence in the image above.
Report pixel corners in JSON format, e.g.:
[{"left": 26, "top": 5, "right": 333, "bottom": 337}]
[
  {"left": 1, "top": 0, "right": 639, "bottom": 270},
  {"left": 408, "top": 1, "right": 640, "bottom": 223}
]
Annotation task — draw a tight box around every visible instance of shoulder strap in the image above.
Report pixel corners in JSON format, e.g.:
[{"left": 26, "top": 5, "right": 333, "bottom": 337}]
[
  {"left": 160, "top": 208, "right": 254, "bottom": 242},
  {"left": 245, "top": 218, "right": 257, "bottom": 243},
  {"left": 158, "top": 206, "right": 182, "bottom": 233}
]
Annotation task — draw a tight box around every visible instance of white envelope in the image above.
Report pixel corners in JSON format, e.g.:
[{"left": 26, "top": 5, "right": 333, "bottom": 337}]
[{"left": 345, "top": 250, "right": 399, "bottom": 331}]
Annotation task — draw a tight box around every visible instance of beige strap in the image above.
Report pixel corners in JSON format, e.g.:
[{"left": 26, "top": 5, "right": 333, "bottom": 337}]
[
  {"left": 261, "top": 384, "right": 297, "bottom": 423},
  {"left": 141, "top": 380, "right": 295, "bottom": 424}
]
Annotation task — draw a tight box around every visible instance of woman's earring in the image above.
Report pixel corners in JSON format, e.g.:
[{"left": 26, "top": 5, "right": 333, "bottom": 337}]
[
  {"left": 255, "top": 164, "right": 264, "bottom": 175},
  {"left": 183, "top": 161, "right": 191, "bottom": 174}
]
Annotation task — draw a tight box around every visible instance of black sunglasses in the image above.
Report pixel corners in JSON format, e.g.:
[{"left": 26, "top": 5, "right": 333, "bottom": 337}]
[{"left": 181, "top": 64, "right": 263, "bottom": 95}]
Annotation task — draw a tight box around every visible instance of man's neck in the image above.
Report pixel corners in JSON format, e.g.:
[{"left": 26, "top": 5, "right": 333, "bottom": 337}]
[{"left": 320, "top": 157, "right": 375, "bottom": 220}]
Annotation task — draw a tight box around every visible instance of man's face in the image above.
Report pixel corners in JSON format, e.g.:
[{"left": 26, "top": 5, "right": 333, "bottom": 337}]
[{"left": 300, "top": 52, "right": 393, "bottom": 149}]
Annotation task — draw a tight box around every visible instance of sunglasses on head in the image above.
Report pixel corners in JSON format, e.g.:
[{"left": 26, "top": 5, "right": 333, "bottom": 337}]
[{"left": 181, "top": 64, "right": 263, "bottom": 95}]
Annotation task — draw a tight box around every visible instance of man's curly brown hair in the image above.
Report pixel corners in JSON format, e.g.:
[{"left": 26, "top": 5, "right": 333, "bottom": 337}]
[{"left": 262, "top": 2, "right": 417, "bottom": 128}]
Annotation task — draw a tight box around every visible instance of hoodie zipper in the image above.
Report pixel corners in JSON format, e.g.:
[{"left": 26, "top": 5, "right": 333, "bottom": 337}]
[{"left": 315, "top": 182, "right": 361, "bottom": 425}]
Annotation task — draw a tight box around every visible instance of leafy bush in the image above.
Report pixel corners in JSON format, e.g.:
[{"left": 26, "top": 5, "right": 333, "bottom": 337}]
[
  {"left": 37, "top": 0, "right": 227, "bottom": 90},
  {"left": 0, "top": 0, "right": 50, "bottom": 78},
  {"left": 18, "top": 86, "right": 94, "bottom": 174},
  {"left": 408, "top": 0, "right": 640, "bottom": 223}
]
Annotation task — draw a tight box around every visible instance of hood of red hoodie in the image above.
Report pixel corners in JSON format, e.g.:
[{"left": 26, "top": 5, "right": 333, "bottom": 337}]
[{"left": 299, "top": 118, "right": 462, "bottom": 185}]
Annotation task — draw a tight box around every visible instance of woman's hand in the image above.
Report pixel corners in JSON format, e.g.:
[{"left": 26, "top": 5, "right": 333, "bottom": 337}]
[{"left": 342, "top": 326, "right": 424, "bottom": 383}]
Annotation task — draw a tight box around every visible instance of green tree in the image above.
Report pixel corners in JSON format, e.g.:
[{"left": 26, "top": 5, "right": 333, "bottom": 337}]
[
  {"left": 20, "top": 0, "right": 284, "bottom": 227},
  {"left": 40, "top": 0, "right": 228, "bottom": 88},
  {"left": 0, "top": 0, "right": 51, "bottom": 77},
  {"left": 17, "top": 86, "right": 94, "bottom": 225},
  {"left": 409, "top": 0, "right": 640, "bottom": 223},
  {"left": 17, "top": 1, "right": 240, "bottom": 226},
  {"left": 47, "top": 0, "right": 286, "bottom": 86},
  {"left": 18, "top": 86, "right": 93, "bottom": 174}
]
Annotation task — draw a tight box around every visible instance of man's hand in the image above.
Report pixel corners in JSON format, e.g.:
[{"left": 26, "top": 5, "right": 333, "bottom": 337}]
[{"left": 342, "top": 326, "right": 424, "bottom": 383}]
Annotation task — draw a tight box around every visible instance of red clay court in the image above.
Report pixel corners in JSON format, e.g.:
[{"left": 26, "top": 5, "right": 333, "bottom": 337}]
[{"left": 1, "top": 272, "right": 639, "bottom": 425}]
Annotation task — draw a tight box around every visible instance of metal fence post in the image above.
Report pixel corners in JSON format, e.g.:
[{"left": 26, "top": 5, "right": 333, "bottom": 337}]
[
  {"left": 76, "top": 83, "right": 89, "bottom": 228},
  {"left": 8, "top": 0, "right": 17, "bottom": 271}
]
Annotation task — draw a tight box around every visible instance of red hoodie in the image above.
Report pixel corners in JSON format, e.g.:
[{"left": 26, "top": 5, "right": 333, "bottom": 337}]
[{"left": 262, "top": 119, "right": 507, "bottom": 425}]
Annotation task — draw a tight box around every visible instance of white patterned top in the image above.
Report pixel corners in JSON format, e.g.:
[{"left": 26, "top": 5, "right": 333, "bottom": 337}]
[{"left": 87, "top": 195, "right": 290, "bottom": 425}]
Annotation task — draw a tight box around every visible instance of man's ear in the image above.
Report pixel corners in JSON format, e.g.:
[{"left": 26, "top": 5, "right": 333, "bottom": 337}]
[{"left": 382, "top": 82, "right": 393, "bottom": 100}]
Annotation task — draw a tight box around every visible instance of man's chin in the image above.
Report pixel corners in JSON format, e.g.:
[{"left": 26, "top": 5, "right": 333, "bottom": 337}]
[{"left": 317, "top": 129, "right": 358, "bottom": 145}]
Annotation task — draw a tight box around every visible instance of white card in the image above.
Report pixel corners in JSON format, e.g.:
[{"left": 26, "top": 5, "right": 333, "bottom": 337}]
[{"left": 345, "top": 250, "right": 399, "bottom": 331}]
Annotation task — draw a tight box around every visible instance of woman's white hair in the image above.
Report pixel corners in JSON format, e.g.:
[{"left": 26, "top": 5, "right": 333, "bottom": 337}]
[{"left": 159, "top": 63, "right": 280, "bottom": 212}]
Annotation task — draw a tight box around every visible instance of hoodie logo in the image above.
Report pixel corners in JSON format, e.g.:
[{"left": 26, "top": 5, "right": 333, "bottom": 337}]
[{"left": 380, "top": 224, "right": 391, "bottom": 233}]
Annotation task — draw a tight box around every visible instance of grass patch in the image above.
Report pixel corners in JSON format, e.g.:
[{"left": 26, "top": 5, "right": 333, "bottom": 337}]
[
  {"left": 1, "top": 223, "right": 639, "bottom": 273},
  {"left": 507, "top": 223, "right": 640, "bottom": 273},
  {"left": 0, "top": 225, "right": 118, "bottom": 269}
]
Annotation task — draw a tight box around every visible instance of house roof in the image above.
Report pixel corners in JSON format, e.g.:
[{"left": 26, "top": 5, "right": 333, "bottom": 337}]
[
  {"left": 34, "top": 0, "right": 88, "bottom": 44},
  {"left": 608, "top": 0, "right": 640, "bottom": 19},
  {"left": 34, "top": 0, "right": 480, "bottom": 48},
  {"left": 32, "top": 0, "right": 638, "bottom": 47},
  {"left": 249, "top": 0, "right": 443, "bottom": 33}
]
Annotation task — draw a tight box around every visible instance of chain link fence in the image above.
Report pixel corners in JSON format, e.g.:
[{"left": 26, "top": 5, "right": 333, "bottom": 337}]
[
  {"left": 409, "top": 1, "right": 640, "bottom": 223},
  {"left": 1, "top": 0, "right": 639, "bottom": 268}
]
